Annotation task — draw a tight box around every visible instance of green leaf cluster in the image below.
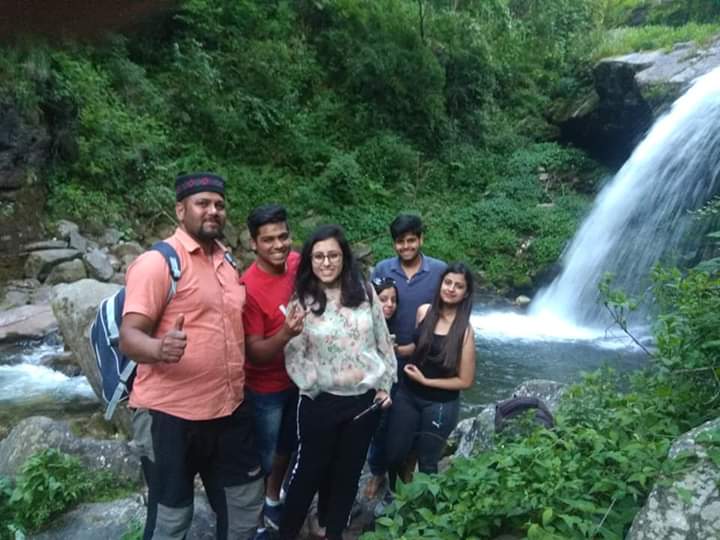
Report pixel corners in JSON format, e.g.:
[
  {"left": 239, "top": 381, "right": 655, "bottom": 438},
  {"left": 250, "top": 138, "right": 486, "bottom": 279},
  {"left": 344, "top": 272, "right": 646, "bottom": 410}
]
[
  {"left": 364, "top": 265, "right": 720, "bottom": 539},
  {"left": 0, "top": 449, "right": 135, "bottom": 538}
]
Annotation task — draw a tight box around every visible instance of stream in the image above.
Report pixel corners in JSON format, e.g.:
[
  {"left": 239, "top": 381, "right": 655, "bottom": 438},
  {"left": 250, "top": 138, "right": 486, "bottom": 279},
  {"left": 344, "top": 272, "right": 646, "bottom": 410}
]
[{"left": 0, "top": 305, "right": 648, "bottom": 430}]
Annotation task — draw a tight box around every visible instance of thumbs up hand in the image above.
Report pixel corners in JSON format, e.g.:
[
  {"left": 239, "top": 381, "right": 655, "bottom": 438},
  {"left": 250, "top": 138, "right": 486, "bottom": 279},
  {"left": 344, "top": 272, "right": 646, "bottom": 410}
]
[{"left": 160, "top": 314, "right": 187, "bottom": 363}]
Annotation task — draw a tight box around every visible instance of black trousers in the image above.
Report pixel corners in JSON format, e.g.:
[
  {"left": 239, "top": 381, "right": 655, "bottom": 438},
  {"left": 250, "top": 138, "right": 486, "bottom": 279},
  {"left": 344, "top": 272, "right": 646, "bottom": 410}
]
[
  {"left": 279, "top": 390, "right": 380, "bottom": 540},
  {"left": 133, "top": 401, "right": 264, "bottom": 540},
  {"left": 385, "top": 386, "right": 460, "bottom": 489}
]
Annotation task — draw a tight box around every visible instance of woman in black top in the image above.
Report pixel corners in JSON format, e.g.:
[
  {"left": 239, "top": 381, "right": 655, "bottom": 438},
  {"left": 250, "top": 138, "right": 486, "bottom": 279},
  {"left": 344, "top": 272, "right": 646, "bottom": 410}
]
[{"left": 385, "top": 262, "right": 476, "bottom": 487}]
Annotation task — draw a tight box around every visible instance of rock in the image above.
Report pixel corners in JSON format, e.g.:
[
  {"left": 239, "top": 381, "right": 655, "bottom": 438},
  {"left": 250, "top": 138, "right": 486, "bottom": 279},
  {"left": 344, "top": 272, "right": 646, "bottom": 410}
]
[
  {"left": 23, "top": 240, "right": 67, "bottom": 251},
  {"left": 353, "top": 242, "right": 372, "bottom": 262},
  {"left": 24, "top": 248, "right": 82, "bottom": 281},
  {"left": 83, "top": 248, "right": 115, "bottom": 281},
  {"left": 108, "top": 253, "right": 122, "bottom": 271},
  {"left": 38, "top": 350, "right": 81, "bottom": 377},
  {"left": 111, "top": 241, "right": 143, "bottom": 259},
  {"left": 554, "top": 34, "right": 720, "bottom": 165},
  {"left": 99, "top": 227, "right": 123, "bottom": 247},
  {"left": 0, "top": 303, "right": 58, "bottom": 343},
  {"left": 51, "top": 279, "right": 128, "bottom": 431},
  {"left": 0, "top": 416, "right": 141, "bottom": 485},
  {"left": 55, "top": 220, "right": 80, "bottom": 239},
  {"left": 30, "top": 285, "right": 53, "bottom": 304},
  {"left": 121, "top": 252, "right": 139, "bottom": 270},
  {"left": 0, "top": 278, "right": 40, "bottom": 308},
  {"left": 28, "top": 492, "right": 216, "bottom": 540},
  {"left": 45, "top": 258, "right": 88, "bottom": 285},
  {"left": 453, "top": 379, "right": 566, "bottom": 458},
  {"left": 627, "top": 417, "right": 720, "bottom": 539},
  {"left": 223, "top": 220, "right": 239, "bottom": 249},
  {"left": 511, "top": 379, "right": 567, "bottom": 412},
  {"left": 239, "top": 228, "right": 252, "bottom": 251},
  {"left": 514, "top": 295, "right": 531, "bottom": 308},
  {"left": 110, "top": 272, "right": 126, "bottom": 285},
  {"left": 68, "top": 229, "right": 89, "bottom": 252}
]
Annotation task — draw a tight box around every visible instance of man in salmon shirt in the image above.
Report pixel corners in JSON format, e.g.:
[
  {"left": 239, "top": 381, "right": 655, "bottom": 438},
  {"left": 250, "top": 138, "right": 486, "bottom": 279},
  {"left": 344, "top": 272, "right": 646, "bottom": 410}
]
[
  {"left": 120, "top": 172, "right": 263, "bottom": 540},
  {"left": 241, "top": 204, "right": 305, "bottom": 538}
]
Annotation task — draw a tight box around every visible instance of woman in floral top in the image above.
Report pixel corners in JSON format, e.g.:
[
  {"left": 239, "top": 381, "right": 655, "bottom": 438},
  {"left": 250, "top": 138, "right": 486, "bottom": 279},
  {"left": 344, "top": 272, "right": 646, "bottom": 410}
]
[{"left": 279, "top": 224, "right": 397, "bottom": 540}]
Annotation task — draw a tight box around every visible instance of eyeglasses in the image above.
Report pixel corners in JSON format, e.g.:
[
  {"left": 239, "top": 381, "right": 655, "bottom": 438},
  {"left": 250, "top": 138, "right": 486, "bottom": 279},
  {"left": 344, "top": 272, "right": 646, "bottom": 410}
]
[
  {"left": 311, "top": 251, "right": 342, "bottom": 264},
  {"left": 371, "top": 277, "right": 396, "bottom": 288}
]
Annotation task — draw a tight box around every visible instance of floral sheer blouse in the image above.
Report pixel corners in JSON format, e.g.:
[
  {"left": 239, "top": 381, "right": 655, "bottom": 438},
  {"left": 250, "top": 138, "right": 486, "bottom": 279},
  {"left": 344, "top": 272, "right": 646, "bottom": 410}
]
[{"left": 284, "top": 287, "right": 397, "bottom": 399}]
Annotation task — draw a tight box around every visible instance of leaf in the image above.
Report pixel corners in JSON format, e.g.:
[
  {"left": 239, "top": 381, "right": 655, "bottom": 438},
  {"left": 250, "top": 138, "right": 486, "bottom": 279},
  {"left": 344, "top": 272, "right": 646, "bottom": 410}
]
[{"left": 542, "top": 507, "right": 553, "bottom": 526}]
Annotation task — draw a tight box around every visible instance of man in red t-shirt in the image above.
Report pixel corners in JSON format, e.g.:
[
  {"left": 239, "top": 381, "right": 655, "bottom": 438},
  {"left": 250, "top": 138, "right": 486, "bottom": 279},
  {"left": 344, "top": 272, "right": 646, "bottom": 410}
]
[{"left": 241, "top": 204, "right": 305, "bottom": 535}]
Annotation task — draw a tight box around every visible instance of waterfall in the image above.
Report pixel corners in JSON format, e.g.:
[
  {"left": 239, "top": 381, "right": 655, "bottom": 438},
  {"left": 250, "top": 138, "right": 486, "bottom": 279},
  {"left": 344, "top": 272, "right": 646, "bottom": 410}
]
[{"left": 531, "top": 66, "right": 720, "bottom": 327}]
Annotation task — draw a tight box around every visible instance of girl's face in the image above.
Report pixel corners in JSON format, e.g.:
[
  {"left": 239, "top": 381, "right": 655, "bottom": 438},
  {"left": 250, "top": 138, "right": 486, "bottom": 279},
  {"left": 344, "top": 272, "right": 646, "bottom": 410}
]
[
  {"left": 311, "top": 237, "right": 343, "bottom": 286},
  {"left": 377, "top": 287, "right": 398, "bottom": 320},
  {"left": 439, "top": 272, "right": 468, "bottom": 305}
]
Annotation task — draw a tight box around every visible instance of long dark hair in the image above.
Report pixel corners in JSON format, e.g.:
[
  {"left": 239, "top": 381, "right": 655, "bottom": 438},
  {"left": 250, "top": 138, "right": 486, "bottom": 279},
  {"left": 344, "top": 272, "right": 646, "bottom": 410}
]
[
  {"left": 295, "top": 224, "right": 367, "bottom": 315},
  {"left": 415, "top": 262, "right": 474, "bottom": 373}
]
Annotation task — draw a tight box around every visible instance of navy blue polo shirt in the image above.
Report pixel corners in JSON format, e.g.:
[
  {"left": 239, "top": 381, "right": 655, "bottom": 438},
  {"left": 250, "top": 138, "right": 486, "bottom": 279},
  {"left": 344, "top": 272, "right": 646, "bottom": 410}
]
[{"left": 371, "top": 254, "right": 446, "bottom": 356}]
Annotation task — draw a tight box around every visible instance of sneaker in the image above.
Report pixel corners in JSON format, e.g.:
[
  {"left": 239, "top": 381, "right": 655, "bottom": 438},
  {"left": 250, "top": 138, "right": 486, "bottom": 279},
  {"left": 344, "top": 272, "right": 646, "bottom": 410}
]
[{"left": 263, "top": 501, "right": 284, "bottom": 531}]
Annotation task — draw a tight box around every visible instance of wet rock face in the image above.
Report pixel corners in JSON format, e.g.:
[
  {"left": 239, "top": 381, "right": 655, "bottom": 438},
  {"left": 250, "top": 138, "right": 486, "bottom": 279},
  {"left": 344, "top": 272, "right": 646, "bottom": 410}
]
[
  {"left": 627, "top": 417, "right": 720, "bottom": 539},
  {"left": 0, "top": 104, "right": 50, "bottom": 258},
  {"left": 553, "top": 35, "right": 720, "bottom": 166},
  {"left": 451, "top": 379, "right": 567, "bottom": 458}
]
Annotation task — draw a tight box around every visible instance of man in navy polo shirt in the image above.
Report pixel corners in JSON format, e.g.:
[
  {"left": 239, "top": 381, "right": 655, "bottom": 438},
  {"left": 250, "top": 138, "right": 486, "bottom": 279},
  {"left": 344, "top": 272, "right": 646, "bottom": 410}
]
[
  {"left": 366, "top": 213, "right": 446, "bottom": 499},
  {"left": 372, "top": 213, "right": 447, "bottom": 360}
]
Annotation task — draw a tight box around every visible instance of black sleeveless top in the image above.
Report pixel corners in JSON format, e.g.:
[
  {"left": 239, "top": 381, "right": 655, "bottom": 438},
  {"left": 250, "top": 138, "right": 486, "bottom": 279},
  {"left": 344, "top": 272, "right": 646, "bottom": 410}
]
[{"left": 404, "top": 321, "right": 460, "bottom": 403}]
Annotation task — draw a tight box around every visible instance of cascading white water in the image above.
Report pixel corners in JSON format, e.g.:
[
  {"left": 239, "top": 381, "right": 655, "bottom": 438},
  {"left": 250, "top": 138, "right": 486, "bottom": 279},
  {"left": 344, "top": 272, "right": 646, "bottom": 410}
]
[{"left": 530, "top": 66, "right": 720, "bottom": 327}]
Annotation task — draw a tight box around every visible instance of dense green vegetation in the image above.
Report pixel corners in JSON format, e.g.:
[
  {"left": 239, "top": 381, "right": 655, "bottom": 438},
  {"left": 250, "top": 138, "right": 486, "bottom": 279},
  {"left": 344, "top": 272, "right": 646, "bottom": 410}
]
[
  {"left": 1, "top": 0, "right": 717, "bottom": 288},
  {"left": 0, "top": 0, "right": 602, "bottom": 291},
  {"left": 0, "top": 448, "right": 136, "bottom": 539},
  {"left": 363, "top": 262, "right": 720, "bottom": 539}
]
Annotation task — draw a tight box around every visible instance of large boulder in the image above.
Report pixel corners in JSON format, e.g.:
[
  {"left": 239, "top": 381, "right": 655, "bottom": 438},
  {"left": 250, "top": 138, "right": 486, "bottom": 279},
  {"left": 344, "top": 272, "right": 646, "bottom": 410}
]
[
  {"left": 24, "top": 249, "right": 82, "bottom": 282},
  {"left": 553, "top": 35, "right": 720, "bottom": 165},
  {"left": 0, "top": 303, "right": 58, "bottom": 343},
  {"left": 45, "top": 258, "right": 88, "bottom": 285},
  {"left": 453, "top": 379, "right": 566, "bottom": 458},
  {"left": 83, "top": 248, "right": 115, "bottom": 281},
  {"left": 626, "top": 417, "right": 720, "bottom": 539},
  {"left": 0, "top": 416, "right": 141, "bottom": 485},
  {"left": 50, "top": 279, "right": 128, "bottom": 430}
]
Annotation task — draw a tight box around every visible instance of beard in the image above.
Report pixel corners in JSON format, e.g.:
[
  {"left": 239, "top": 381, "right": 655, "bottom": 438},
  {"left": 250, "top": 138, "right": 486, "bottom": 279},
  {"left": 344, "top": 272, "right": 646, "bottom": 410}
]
[{"left": 196, "top": 221, "right": 224, "bottom": 241}]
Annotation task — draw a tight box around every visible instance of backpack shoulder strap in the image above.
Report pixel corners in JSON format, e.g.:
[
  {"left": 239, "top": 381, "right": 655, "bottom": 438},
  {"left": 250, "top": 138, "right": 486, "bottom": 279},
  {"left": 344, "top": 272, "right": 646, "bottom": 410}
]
[{"left": 150, "top": 241, "right": 182, "bottom": 300}]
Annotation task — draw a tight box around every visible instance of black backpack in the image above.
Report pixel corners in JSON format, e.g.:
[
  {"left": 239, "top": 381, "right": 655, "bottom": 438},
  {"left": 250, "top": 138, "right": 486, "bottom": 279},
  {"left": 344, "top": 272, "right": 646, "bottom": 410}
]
[{"left": 494, "top": 395, "right": 555, "bottom": 433}]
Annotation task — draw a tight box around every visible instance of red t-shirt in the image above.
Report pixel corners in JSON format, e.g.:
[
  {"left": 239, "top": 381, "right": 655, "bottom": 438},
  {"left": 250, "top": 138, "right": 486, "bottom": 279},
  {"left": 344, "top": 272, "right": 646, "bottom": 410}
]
[{"left": 241, "top": 251, "right": 299, "bottom": 393}]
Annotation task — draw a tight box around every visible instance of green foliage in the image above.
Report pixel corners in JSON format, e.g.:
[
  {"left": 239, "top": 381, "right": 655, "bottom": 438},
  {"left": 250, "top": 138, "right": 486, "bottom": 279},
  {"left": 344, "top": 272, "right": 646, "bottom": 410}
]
[
  {"left": 364, "top": 264, "right": 720, "bottom": 539},
  {"left": 593, "top": 23, "right": 720, "bottom": 59},
  {"left": 2, "top": 0, "right": 615, "bottom": 290},
  {"left": 652, "top": 266, "right": 720, "bottom": 373},
  {"left": 0, "top": 449, "right": 136, "bottom": 538},
  {"left": 364, "top": 367, "right": 716, "bottom": 540}
]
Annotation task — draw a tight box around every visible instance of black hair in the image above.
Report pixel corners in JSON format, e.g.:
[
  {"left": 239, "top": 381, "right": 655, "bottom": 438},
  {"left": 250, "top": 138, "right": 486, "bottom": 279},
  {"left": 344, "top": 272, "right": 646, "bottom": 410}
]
[
  {"left": 295, "top": 224, "right": 367, "bottom": 315},
  {"left": 372, "top": 276, "right": 399, "bottom": 320},
  {"left": 246, "top": 204, "right": 288, "bottom": 239},
  {"left": 415, "top": 262, "right": 474, "bottom": 373},
  {"left": 390, "top": 213, "right": 424, "bottom": 240}
]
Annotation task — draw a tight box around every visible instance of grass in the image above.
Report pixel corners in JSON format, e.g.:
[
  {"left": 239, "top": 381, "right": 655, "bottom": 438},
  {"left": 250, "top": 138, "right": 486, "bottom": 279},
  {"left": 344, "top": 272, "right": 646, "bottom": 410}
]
[{"left": 592, "top": 23, "right": 720, "bottom": 60}]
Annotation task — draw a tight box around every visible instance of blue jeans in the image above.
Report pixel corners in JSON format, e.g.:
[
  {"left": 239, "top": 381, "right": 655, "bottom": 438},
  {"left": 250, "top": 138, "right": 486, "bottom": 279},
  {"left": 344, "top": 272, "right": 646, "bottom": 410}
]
[{"left": 245, "top": 387, "right": 299, "bottom": 475}]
